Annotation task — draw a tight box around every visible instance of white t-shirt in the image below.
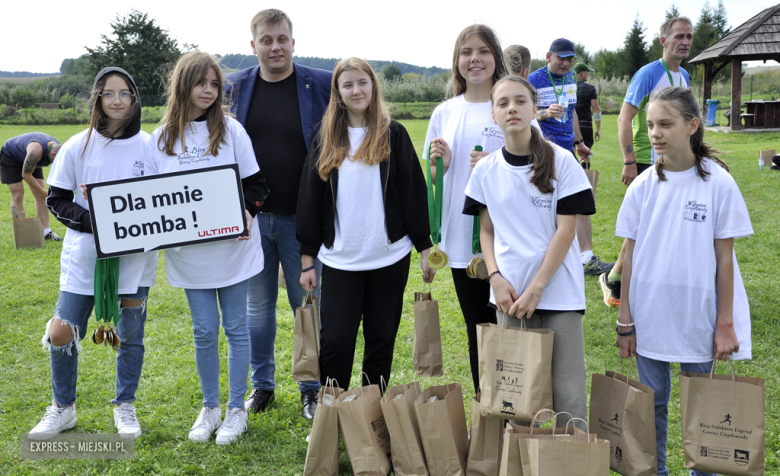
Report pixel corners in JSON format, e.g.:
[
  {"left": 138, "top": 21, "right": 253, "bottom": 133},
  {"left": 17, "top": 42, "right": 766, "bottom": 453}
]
[
  {"left": 423, "top": 95, "right": 505, "bottom": 268},
  {"left": 47, "top": 130, "right": 158, "bottom": 295},
  {"left": 616, "top": 159, "right": 753, "bottom": 362},
  {"left": 145, "top": 118, "right": 263, "bottom": 289},
  {"left": 465, "top": 144, "right": 591, "bottom": 310},
  {"left": 318, "top": 127, "right": 412, "bottom": 271}
]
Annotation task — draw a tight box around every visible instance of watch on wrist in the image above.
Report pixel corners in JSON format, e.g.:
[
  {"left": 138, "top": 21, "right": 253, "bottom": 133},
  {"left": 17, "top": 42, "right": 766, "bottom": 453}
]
[{"left": 573, "top": 139, "right": 584, "bottom": 146}]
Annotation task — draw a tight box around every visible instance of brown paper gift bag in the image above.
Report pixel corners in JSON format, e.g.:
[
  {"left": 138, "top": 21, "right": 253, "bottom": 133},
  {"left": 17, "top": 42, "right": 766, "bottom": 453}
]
[
  {"left": 413, "top": 288, "right": 443, "bottom": 377},
  {"left": 466, "top": 392, "right": 503, "bottom": 476},
  {"left": 415, "top": 383, "right": 469, "bottom": 476},
  {"left": 12, "top": 216, "right": 44, "bottom": 249},
  {"left": 589, "top": 367, "right": 656, "bottom": 476},
  {"left": 293, "top": 293, "right": 320, "bottom": 382},
  {"left": 380, "top": 381, "right": 429, "bottom": 476},
  {"left": 583, "top": 162, "right": 599, "bottom": 198},
  {"left": 498, "top": 410, "right": 582, "bottom": 476},
  {"left": 679, "top": 360, "right": 765, "bottom": 476},
  {"left": 517, "top": 421, "right": 611, "bottom": 476},
  {"left": 304, "top": 379, "right": 344, "bottom": 476},
  {"left": 337, "top": 384, "right": 392, "bottom": 475},
  {"left": 477, "top": 322, "right": 554, "bottom": 421}
]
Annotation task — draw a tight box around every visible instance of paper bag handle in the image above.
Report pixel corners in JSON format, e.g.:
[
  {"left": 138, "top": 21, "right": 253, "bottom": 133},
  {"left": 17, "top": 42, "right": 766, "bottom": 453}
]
[
  {"left": 615, "top": 357, "right": 636, "bottom": 384},
  {"left": 709, "top": 358, "right": 736, "bottom": 382},
  {"left": 528, "top": 408, "right": 556, "bottom": 433},
  {"left": 563, "top": 417, "right": 590, "bottom": 442},
  {"left": 360, "top": 371, "right": 372, "bottom": 387}
]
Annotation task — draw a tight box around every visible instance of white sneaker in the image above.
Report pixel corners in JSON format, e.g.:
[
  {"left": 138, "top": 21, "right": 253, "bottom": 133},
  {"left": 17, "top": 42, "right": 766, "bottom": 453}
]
[
  {"left": 29, "top": 401, "right": 76, "bottom": 441},
  {"left": 113, "top": 403, "right": 142, "bottom": 439},
  {"left": 215, "top": 408, "right": 248, "bottom": 446},
  {"left": 188, "top": 407, "right": 221, "bottom": 443}
]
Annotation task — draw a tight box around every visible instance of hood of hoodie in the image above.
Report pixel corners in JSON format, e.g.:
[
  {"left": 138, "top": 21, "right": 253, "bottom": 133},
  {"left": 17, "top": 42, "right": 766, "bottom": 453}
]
[{"left": 92, "top": 67, "right": 142, "bottom": 139}]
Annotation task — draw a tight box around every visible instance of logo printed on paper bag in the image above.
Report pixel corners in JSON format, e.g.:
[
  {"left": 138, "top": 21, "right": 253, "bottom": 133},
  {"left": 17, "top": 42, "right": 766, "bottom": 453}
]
[
  {"left": 734, "top": 450, "right": 749, "bottom": 466},
  {"left": 611, "top": 413, "right": 619, "bottom": 424},
  {"left": 500, "top": 397, "right": 517, "bottom": 416},
  {"left": 721, "top": 414, "right": 732, "bottom": 426},
  {"left": 614, "top": 446, "right": 623, "bottom": 462},
  {"left": 496, "top": 359, "right": 503, "bottom": 371}
]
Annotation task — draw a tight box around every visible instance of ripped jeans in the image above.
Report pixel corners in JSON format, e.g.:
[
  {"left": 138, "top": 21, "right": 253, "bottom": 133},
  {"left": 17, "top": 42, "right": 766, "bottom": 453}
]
[{"left": 44, "top": 288, "right": 150, "bottom": 408}]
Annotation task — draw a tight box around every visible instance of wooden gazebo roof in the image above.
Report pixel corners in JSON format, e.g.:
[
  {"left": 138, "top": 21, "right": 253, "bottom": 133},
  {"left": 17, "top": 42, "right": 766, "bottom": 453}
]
[{"left": 690, "top": 3, "right": 780, "bottom": 65}]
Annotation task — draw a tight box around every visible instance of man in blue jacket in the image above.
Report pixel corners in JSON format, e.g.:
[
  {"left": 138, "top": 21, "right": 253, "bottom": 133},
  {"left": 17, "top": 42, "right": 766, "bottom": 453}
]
[{"left": 224, "top": 8, "right": 331, "bottom": 420}]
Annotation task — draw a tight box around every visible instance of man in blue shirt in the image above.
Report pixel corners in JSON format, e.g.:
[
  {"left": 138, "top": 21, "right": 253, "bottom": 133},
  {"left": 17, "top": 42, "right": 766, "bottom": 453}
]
[
  {"left": 1, "top": 132, "right": 62, "bottom": 241},
  {"left": 528, "top": 38, "right": 612, "bottom": 276},
  {"left": 224, "top": 8, "right": 332, "bottom": 420}
]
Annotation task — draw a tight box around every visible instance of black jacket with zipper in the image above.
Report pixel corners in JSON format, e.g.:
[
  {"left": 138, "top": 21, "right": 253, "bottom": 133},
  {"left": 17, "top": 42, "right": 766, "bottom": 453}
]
[{"left": 296, "top": 120, "right": 432, "bottom": 259}]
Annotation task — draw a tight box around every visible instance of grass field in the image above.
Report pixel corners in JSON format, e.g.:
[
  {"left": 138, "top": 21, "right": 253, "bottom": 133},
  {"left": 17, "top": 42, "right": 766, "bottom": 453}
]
[{"left": 1, "top": 119, "right": 779, "bottom": 475}]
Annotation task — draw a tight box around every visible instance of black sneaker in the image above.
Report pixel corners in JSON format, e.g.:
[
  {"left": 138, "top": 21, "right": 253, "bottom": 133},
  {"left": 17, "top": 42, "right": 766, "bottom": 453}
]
[
  {"left": 44, "top": 231, "right": 62, "bottom": 242},
  {"left": 301, "top": 390, "right": 318, "bottom": 420},
  {"left": 583, "top": 255, "right": 614, "bottom": 276},
  {"left": 244, "top": 388, "right": 274, "bottom": 414}
]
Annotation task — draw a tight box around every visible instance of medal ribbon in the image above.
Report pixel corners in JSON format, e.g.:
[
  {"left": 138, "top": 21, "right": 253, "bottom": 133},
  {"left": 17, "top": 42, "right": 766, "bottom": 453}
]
[
  {"left": 472, "top": 145, "right": 483, "bottom": 255},
  {"left": 94, "top": 257, "right": 120, "bottom": 326},
  {"left": 426, "top": 143, "right": 443, "bottom": 244}
]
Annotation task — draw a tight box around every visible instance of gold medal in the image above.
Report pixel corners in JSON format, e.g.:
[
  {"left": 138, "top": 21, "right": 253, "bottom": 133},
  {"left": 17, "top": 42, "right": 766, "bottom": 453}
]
[
  {"left": 467, "top": 256, "right": 481, "bottom": 279},
  {"left": 476, "top": 259, "right": 488, "bottom": 280},
  {"left": 427, "top": 247, "right": 448, "bottom": 270}
]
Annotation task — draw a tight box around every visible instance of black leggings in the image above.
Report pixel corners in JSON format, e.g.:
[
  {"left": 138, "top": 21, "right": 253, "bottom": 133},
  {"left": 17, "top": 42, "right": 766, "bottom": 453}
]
[
  {"left": 451, "top": 267, "right": 496, "bottom": 393},
  {"left": 318, "top": 254, "right": 411, "bottom": 391}
]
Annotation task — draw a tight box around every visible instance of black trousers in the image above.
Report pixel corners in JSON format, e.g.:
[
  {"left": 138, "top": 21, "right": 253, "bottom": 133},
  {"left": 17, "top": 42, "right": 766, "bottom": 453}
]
[
  {"left": 318, "top": 253, "right": 411, "bottom": 391},
  {"left": 451, "top": 267, "right": 496, "bottom": 394}
]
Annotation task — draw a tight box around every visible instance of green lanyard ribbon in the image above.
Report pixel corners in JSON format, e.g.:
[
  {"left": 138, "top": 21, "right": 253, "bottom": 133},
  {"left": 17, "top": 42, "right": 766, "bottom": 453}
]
[
  {"left": 94, "top": 257, "right": 120, "bottom": 326},
  {"left": 661, "top": 58, "right": 682, "bottom": 87},
  {"left": 546, "top": 67, "right": 566, "bottom": 105},
  {"left": 472, "top": 146, "right": 482, "bottom": 255},
  {"left": 426, "top": 143, "right": 443, "bottom": 244}
]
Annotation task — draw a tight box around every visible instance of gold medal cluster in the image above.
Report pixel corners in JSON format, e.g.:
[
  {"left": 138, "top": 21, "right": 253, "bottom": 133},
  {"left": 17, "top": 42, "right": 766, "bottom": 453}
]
[
  {"left": 426, "top": 245, "right": 449, "bottom": 269},
  {"left": 92, "top": 324, "right": 121, "bottom": 350},
  {"left": 466, "top": 256, "right": 488, "bottom": 280}
]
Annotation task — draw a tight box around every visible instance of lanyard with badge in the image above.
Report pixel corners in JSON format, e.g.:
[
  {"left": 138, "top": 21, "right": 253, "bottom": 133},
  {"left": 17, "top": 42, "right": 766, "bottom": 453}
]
[
  {"left": 661, "top": 58, "right": 682, "bottom": 87},
  {"left": 546, "top": 67, "right": 566, "bottom": 104}
]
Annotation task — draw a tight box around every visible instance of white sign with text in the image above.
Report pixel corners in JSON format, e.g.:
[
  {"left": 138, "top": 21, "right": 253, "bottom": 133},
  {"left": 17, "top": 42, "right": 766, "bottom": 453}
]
[{"left": 87, "top": 164, "right": 246, "bottom": 258}]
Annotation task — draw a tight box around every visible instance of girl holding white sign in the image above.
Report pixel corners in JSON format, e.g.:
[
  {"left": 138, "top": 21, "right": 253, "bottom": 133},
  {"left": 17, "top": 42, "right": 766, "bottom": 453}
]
[
  {"left": 297, "top": 58, "right": 433, "bottom": 390},
  {"left": 30, "top": 67, "right": 158, "bottom": 441},
  {"left": 145, "top": 52, "right": 268, "bottom": 446}
]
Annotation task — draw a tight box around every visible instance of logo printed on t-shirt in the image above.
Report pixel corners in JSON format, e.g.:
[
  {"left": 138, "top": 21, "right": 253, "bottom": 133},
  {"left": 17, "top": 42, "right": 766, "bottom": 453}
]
[
  {"left": 177, "top": 146, "right": 211, "bottom": 166},
  {"left": 481, "top": 126, "right": 503, "bottom": 140},
  {"left": 531, "top": 197, "right": 552, "bottom": 209},
  {"left": 132, "top": 160, "right": 144, "bottom": 177},
  {"left": 684, "top": 200, "right": 708, "bottom": 223}
]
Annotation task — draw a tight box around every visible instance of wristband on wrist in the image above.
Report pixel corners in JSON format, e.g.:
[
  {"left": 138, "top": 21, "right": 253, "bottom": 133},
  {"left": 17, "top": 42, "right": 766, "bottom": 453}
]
[
  {"left": 592, "top": 112, "right": 602, "bottom": 121},
  {"left": 574, "top": 139, "right": 584, "bottom": 146},
  {"left": 487, "top": 270, "right": 501, "bottom": 281},
  {"left": 302, "top": 266, "right": 315, "bottom": 273},
  {"left": 623, "top": 160, "right": 637, "bottom": 165},
  {"left": 616, "top": 327, "right": 637, "bottom": 336},
  {"left": 616, "top": 320, "right": 634, "bottom": 328}
]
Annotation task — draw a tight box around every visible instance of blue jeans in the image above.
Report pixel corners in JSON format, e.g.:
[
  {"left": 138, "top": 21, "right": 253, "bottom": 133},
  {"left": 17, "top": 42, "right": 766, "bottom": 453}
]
[
  {"left": 636, "top": 354, "right": 718, "bottom": 476},
  {"left": 185, "top": 280, "right": 250, "bottom": 410},
  {"left": 247, "top": 213, "right": 321, "bottom": 394},
  {"left": 46, "top": 288, "right": 150, "bottom": 407}
]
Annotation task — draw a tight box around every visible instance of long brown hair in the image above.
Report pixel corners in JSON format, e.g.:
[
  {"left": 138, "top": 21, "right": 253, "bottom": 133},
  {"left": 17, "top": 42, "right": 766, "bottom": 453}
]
[
  {"left": 649, "top": 87, "right": 728, "bottom": 182},
  {"left": 82, "top": 71, "right": 139, "bottom": 157},
  {"left": 491, "top": 75, "right": 556, "bottom": 193},
  {"left": 317, "top": 57, "right": 391, "bottom": 180},
  {"left": 158, "top": 52, "right": 227, "bottom": 157},
  {"left": 448, "top": 24, "right": 507, "bottom": 98}
]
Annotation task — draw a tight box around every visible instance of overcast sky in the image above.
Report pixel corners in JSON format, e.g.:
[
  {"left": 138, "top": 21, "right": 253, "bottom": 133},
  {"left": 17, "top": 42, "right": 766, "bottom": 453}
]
[{"left": 2, "top": 0, "right": 776, "bottom": 74}]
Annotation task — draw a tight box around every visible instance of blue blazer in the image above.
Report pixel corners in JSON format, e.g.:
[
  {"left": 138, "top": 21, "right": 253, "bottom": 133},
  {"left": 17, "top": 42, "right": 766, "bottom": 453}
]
[{"left": 224, "top": 63, "right": 332, "bottom": 151}]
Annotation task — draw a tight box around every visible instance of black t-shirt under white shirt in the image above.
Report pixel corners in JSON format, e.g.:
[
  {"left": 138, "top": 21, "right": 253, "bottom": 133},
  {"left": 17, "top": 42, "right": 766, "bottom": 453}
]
[{"left": 244, "top": 71, "right": 307, "bottom": 215}]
